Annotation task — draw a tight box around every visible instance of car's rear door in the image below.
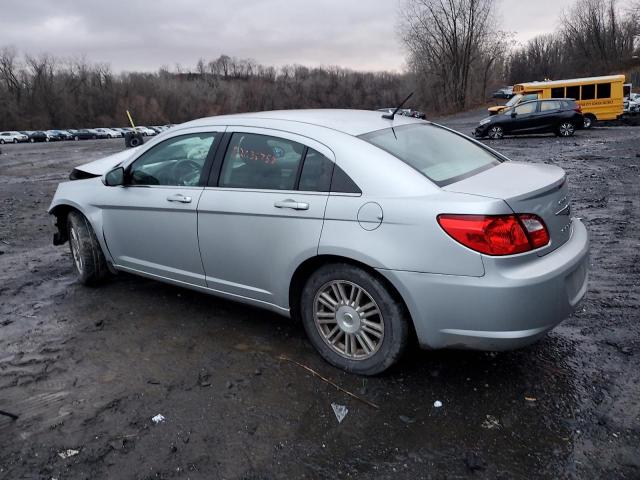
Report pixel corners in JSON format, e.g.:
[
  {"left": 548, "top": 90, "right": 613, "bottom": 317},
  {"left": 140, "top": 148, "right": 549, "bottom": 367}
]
[
  {"left": 534, "top": 100, "right": 562, "bottom": 132},
  {"left": 99, "top": 127, "right": 222, "bottom": 286},
  {"left": 197, "top": 128, "right": 333, "bottom": 309}
]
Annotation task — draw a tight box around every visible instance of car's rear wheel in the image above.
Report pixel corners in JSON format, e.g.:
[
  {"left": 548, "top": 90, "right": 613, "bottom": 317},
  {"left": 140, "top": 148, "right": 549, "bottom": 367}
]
[
  {"left": 556, "top": 122, "right": 575, "bottom": 137},
  {"left": 67, "top": 211, "right": 109, "bottom": 286},
  {"left": 13, "top": 139, "right": 18, "bottom": 144},
  {"left": 583, "top": 115, "right": 595, "bottom": 129},
  {"left": 487, "top": 125, "right": 504, "bottom": 139},
  {"left": 300, "top": 263, "right": 409, "bottom": 375}
]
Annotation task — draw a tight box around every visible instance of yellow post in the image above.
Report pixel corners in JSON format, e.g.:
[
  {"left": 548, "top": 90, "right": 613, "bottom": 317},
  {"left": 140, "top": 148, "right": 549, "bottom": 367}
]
[{"left": 126, "top": 110, "right": 136, "bottom": 129}]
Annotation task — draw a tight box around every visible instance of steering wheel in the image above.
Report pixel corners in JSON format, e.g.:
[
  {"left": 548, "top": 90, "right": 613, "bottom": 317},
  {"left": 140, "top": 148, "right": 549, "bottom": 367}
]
[{"left": 172, "top": 159, "right": 201, "bottom": 186}]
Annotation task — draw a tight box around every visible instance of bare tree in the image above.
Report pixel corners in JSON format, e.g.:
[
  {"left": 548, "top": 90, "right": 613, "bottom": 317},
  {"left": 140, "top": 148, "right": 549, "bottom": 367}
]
[{"left": 400, "top": 0, "right": 499, "bottom": 110}]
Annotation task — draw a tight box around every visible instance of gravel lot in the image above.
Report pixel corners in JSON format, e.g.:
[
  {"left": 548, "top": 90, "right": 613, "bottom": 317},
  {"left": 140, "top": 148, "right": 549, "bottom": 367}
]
[{"left": 0, "top": 113, "right": 639, "bottom": 479}]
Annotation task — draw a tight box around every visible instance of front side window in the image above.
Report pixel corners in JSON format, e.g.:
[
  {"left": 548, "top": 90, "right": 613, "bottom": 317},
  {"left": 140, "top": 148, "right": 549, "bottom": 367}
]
[
  {"left": 515, "top": 102, "right": 537, "bottom": 115},
  {"left": 219, "top": 133, "right": 304, "bottom": 190},
  {"left": 360, "top": 124, "right": 501, "bottom": 186},
  {"left": 129, "top": 133, "right": 216, "bottom": 186}
]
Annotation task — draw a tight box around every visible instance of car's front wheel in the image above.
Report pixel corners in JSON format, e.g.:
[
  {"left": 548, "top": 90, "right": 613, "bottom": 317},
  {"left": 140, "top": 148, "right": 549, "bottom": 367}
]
[
  {"left": 300, "top": 263, "right": 409, "bottom": 375},
  {"left": 67, "top": 211, "right": 109, "bottom": 286},
  {"left": 487, "top": 125, "right": 504, "bottom": 139},
  {"left": 556, "top": 121, "right": 575, "bottom": 137}
]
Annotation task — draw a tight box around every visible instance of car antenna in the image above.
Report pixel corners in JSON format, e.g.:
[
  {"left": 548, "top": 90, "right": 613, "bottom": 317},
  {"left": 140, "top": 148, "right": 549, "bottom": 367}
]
[{"left": 382, "top": 92, "right": 414, "bottom": 120}]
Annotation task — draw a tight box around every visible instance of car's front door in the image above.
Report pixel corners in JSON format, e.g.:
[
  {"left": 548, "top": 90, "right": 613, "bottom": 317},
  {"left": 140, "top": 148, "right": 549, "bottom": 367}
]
[
  {"left": 197, "top": 128, "right": 333, "bottom": 309},
  {"left": 508, "top": 101, "right": 539, "bottom": 133},
  {"left": 99, "top": 129, "right": 222, "bottom": 286}
]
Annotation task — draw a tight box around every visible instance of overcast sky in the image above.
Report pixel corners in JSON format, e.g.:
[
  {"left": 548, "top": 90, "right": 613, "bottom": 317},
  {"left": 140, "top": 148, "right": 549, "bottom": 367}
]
[{"left": 0, "top": 0, "right": 569, "bottom": 72}]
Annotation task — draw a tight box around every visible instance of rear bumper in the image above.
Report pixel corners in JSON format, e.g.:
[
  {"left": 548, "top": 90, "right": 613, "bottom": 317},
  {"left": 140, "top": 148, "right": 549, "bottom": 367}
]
[{"left": 378, "top": 218, "right": 589, "bottom": 350}]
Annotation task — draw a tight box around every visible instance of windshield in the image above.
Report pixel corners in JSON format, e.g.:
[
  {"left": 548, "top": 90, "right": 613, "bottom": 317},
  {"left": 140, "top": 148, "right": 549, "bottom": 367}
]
[
  {"left": 505, "top": 94, "right": 522, "bottom": 107},
  {"left": 359, "top": 124, "right": 501, "bottom": 186}
]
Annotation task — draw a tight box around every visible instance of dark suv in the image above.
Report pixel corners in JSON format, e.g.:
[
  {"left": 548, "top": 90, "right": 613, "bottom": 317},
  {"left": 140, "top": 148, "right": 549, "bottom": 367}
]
[{"left": 474, "top": 99, "right": 584, "bottom": 139}]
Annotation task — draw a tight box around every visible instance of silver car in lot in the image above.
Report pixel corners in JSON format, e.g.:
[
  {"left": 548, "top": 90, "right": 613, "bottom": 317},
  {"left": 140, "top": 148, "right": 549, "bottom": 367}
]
[{"left": 49, "top": 109, "right": 589, "bottom": 374}]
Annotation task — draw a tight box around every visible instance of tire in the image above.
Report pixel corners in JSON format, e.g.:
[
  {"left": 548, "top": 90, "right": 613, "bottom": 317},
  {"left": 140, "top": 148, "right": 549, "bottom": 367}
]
[
  {"left": 556, "top": 121, "right": 575, "bottom": 137},
  {"left": 487, "top": 125, "right": 504, "bottom": 139},
  {"left": 30, "top": 138, "right": 34, "bottom": 143},
  {"left": 67, "top": 211, "right": 109, "bottom": 286},
  {"left": 13, "top": 139, "right": 18, "bottom": 144},
  {"left": 300, "top": 263, "right": 409, "bottom": 375},
  {"left": 583, "top": 115, "right": 595, "bottom": 129},
  {"left": 0, "top": 139, "right": 4, "bottom": 144},
  {"left": 129, "top": 136, "right": 141, "bottom": 147},
  {"left": 74, "top": 136, "right": 79, "bottom": 141}
]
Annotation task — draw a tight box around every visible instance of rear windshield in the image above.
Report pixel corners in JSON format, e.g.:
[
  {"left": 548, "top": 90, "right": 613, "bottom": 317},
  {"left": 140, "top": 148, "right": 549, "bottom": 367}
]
[{"left": 359, "top": 124, "right": 501, "bottom": 186}]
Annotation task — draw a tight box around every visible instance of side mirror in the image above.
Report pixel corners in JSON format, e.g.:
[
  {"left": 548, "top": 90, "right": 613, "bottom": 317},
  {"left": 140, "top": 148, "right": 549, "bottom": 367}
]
[{"left": 103, "top": 166, "right": 125, "bottom": 186}]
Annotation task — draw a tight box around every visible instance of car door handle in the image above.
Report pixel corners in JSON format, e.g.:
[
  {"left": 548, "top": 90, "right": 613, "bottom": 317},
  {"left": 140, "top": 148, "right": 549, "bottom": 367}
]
[
  {"left": 274, "top": 199, "right": 309, "bottom": 210},
  {"left": 166, "top": 193, "right": 192, "bottom": 203}
]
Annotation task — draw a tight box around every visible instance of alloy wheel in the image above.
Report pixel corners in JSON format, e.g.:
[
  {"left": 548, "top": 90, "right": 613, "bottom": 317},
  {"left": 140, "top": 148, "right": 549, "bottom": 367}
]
[
  {"left": 488, "top": 126, "right": 504, "bottom": 139},
  {"left": 559, "top": 122, "right": 574, "bottom": 137},
  {"left": 313, "top": 280, "right": 384, "bottom": 360},
  {"left": 583, "top": 116, "right": 592, "bottom": 129},
  {"left": 69, "top": 227, "right": 84, "bottom": 274}
]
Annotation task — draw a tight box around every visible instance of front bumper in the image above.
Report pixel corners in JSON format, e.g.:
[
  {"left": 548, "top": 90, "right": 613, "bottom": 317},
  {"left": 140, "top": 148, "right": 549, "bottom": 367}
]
[{"left": 378, "top": 218, "right": 589, "bottom": 350}]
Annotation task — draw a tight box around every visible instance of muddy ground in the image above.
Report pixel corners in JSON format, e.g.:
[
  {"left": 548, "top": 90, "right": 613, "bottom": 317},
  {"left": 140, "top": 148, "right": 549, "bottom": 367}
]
[{"left": 0, "top": 113, "right": 639, "bottom": 479}]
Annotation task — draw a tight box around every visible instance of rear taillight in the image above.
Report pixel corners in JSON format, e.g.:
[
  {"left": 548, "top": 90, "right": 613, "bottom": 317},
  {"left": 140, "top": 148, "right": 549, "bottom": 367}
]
[{"left": 437, "top": 214, "right": 550, "bottom": 256}]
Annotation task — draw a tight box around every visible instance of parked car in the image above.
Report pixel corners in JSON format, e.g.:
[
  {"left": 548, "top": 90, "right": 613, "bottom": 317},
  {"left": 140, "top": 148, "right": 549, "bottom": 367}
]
[
  {"left": 47, "top": 130, "right": 72, "bottom": 141},
  {"left": 94, "top": 128, "right": 121, "bottom": 139},
  {"left": 134, "top": 126, "right": 158, "bottom": 136},
  {"left": 474, "top": 99, "right": 584, "bottom": 139},
  {"left": 110, "top": 128, "right": 126, "bottom": 137},
  {"left": 26, "top": 131, "right": 51, "bottom": 142},
  {"left": 72, "top": 129, "right": 107, "bottom": 140},
  {"left": 49, "top": 109, "right": 589, "bottom": 375},
  {"left": 492, "top": 86, "right": 514, "bottom": 99},
  {"left": 624, "top": 93, "right": 640, "bottom": 113},
  {"left": 0, "top": 131, "right": 29, "bottom": 144}
]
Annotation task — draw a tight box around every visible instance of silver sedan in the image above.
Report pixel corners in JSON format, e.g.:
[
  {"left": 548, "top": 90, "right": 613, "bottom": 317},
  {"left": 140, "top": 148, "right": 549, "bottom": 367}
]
[{"left": 49, "top": 110, "right": 589, "bottom": 374}]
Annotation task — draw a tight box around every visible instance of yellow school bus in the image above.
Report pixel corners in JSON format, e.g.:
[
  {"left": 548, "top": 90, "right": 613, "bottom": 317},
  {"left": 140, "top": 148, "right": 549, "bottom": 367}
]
[{"left": 488, "top": 75, "right": 625, "bottom": 128}]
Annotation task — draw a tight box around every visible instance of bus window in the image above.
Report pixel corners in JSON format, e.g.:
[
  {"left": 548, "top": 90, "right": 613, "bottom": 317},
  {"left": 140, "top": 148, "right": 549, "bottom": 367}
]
[
  {"left": 551, "top": 87, "right": 564, "bottom": 98},
  {"left": 581, "top": 84, "right": 595, "bottom": 100},
  {"left": 597, "top": 83, "right": 611, "bottom": 99},
  {"left": 566, "top": 85, "right": 580, "bottom": 100}
]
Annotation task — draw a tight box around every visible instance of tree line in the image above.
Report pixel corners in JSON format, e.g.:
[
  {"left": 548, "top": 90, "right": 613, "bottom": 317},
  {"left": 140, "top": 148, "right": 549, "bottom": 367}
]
[{"left": 0, "top": 49, "right": 410, "bottom": 130}]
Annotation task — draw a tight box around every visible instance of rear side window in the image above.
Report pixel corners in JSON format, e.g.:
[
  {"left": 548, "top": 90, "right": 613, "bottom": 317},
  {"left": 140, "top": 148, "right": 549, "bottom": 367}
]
[
  {"left": 597, "top": 83, "right": 611, "bottom": 98},
  {"left": 540, "top": 101, "right": 561, "bottom": 112},
  {"left": 360, "top": 124, "right": 501, "bottom": 187},
  {"left": 581, "top": 84, "right": 595, "bottom": 100},
  {"left": 219, "top": 133, "right": 304, "bottom": 190},
  {"left": 298, "top": 148, "right": 333, "bottom": 192},
  {"left": 551, "top": 87, "right": 564, "bottom": 98},
  {"left": 566, "top": 85, "right": 580, "bottom": 100}
]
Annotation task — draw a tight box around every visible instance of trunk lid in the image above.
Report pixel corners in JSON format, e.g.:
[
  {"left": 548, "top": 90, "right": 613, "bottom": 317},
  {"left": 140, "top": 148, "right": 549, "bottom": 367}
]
[{"left": 443, "top": 162, "right": 572, "bottom": 255}]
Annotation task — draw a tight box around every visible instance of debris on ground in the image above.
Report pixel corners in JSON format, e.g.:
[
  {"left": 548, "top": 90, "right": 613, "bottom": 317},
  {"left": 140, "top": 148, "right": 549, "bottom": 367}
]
[
  {"left": 58, "top": 449, "right": 79, "bottom": 459},
  {"left": 197, "top": 369, "right": 212, "bottom": 387},
  {"left": 433, "top": 400, "right": 443, "bottom": 408},
  {"left": 151, "top": 414, "right": 165, "bottom": 424},
  {"left": 524, "top": 396, "right": 537, "bottom": 402},
  {"left": 0, "top": 409, "right": 19, "bottom": 420},
  {"left": 279, "top": 354, "right": 379, "bottom": 409},
  {"left": 331, "top": 403, "right": 348, "bottom": 424},
  {"left": 481, "top": 415, "right": 501, "bottom": 430},
  {"left": 399, "top": 415, "right": 416, "bottom": 424}
]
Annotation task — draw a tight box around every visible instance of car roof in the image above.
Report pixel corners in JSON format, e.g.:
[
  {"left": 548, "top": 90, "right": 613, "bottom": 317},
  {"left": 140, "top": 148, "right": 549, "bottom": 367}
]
[{"left": 182, "top": 109, "right": 423, "bottom": 136}]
